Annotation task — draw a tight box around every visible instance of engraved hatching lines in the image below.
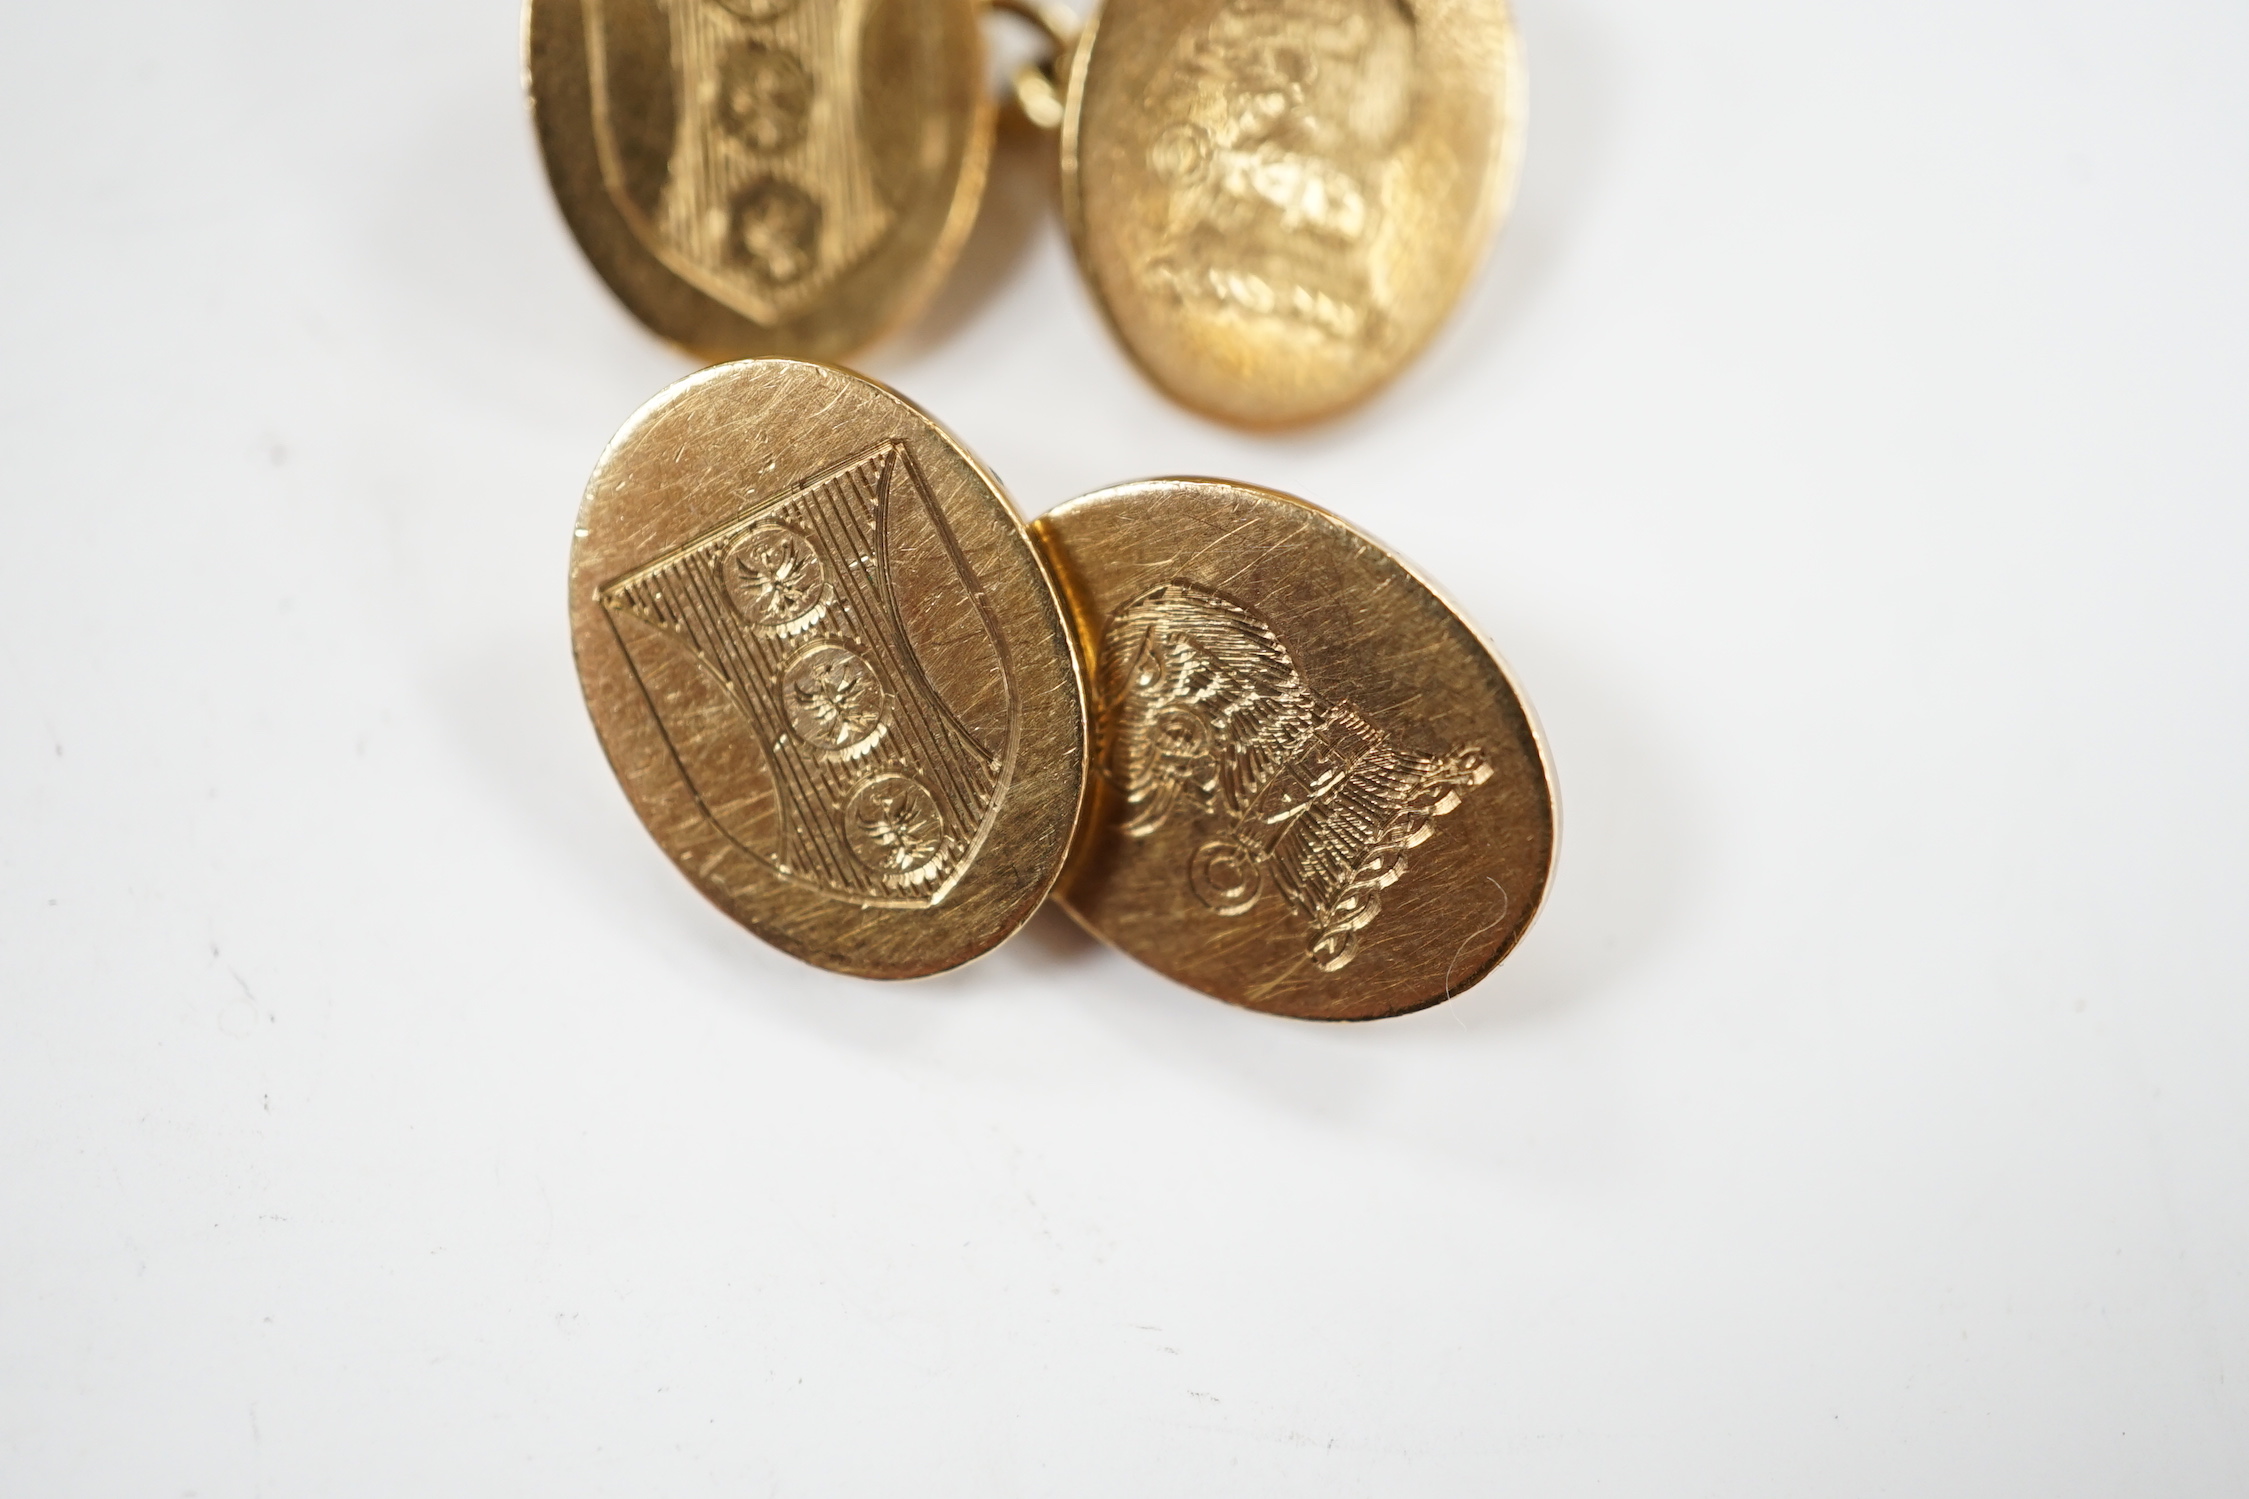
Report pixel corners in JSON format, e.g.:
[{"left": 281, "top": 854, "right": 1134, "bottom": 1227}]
[
  {"left": 603, "top": 576, "right": 829, "bottom": 882},
  {"left": 819, "top": 463, "right": 984, "bottom": 818},
  {"left": 662, "top": 558, "right": 819, "bottom": 864},
  {"left": 1269, "top": 708, "right": 1486, "bottom": 964},
  {"left": 828, "top": 444, "right": 1019, "bottom": 891},
  {"left": 1097, "top": 581, "right": 1489, "bottom": 971},
  {"left": 796, "top": 458, "right": 992, "bottom": 839},
  {"left": 802, "top": 463, "right": 949, "bottom": 795},
  {"left": 862, "top": 451, "right": 1000, "bottom": 799},
  {"left": 642, "top": 501, "right": 888, "bottom": 893},
  {"left": 800, "top": 454, "right": 996, "bottom": 893},
  {"left": 600, "top": 443, "right": 1005, "bottom": 905},
  {"left": 863, "top": 448, "right": 1002, "bottom": 774},
  {"left": 633, "top": 0, "right": 891, "bottom": 316},
  {"left": 740, "top": 458, "right": 949, "bottom": 890},
  {"left": 850, "top": 452, "right": 1002, "bottom": 775},
  {"left": 800, "top": 470, "right": 970, "bottom": 822},
  {"left": 673, "top": 547, "right": 861, "bottom": 890},
  {"left": 668, "top": 2, "right": 736, "bottom": 263},
  {"left": 626, "top": 547, "right": 857, "bottom": 891},
  {"left": 698, "top": 558, "right": 862, "bottom": 891},
  {"left": 605, "top": 482, "right": 871, "bottom": 891},
  {"left": 606, "top": 608, "right": 767, "bottom": 894}
]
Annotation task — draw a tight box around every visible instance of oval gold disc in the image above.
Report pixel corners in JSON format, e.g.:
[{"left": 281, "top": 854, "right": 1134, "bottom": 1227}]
[
  {"left": 1060, "top": 0, "right": 1524, "bottom": 426},
  {"left": 1029, "top": 480, "right": 1555, "bottom": 1019},
  {"left": 528, "top": 0, "right": 994, "bottom": 362},
  {"left": 570, "top": 360, "right": 1087, "bottom": 979}
]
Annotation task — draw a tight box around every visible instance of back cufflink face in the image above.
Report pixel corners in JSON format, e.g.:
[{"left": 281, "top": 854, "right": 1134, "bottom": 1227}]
[
  {"left": 1060, "top": 0, "right": 1526, "bottom": 426},
  {"left": 528, "top": 0, "right": 996, "bottom": 363},
  {"left": 530, "top": 0, "right": 1526, "bottom": 427}
]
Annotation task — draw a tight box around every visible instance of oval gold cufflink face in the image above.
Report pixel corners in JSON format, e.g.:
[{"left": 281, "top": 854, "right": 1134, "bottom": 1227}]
[
  {"left": 1029, "top": 479, "right": 1555, "bottom": 1019},
  {"left": 1060, "top": 0, "right": 1525, "bottom": 427},
  {"left": 528, "top": 0, "right": 995, "bottom": 362},
  {"left": 570, "top": 360, "right": 1087, "bottom": 979}
]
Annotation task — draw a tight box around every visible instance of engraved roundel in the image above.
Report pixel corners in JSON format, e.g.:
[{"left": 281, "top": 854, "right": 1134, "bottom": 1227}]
[
  {"left": 844, "top": 774, "right": 948, "bottom": 884},
  {"left": 731, "top": 178, "right": 822, "bottom": 286},
  {"left": 781, "top": 641, "right": 890, "bottom": 758},
  {"left": 1148, "top": 123, "right": 1213, "bottom": 186},
  {"left": 1189, "top": 835, "right": 1263, "bottom": 916},
  {"left": 724, "top": 523, "right": 831, "bottom": 634},
  {"left": 1149, "top": 706, "right": 1214, "bottom": 770},
  {"left": 716, "top": 44, "right": 813, "bottom": 155}
]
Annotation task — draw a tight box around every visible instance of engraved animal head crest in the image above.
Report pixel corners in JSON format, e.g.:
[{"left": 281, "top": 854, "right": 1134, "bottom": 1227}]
[
  {"left": 1175, "top": 0, "right": 1416, "bottom": 157},
  {"left": 1097, "top": 580, "right": 1490, "bottom": 972},
  {"left": 1097, "top": 582, "right": 1317, "bottom": 837},
  {"left": 1139, "top": 0, "right": 1417, "bottom": 344}
]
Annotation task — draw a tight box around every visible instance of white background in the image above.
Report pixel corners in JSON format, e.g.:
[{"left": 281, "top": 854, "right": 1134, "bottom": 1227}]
[{"left": 2, "top": 0, "right": 2244, "bottom": 1493}]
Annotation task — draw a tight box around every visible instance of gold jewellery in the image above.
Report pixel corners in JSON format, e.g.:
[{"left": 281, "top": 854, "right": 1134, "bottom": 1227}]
[
  {"left": 527, "top": 0, "right": 1524, "bottom": 426},
  {"left": 571, "top": 360, "right": 1086, "bottom": 979},
  {"left": 570, "top": 359, "right": 1555, "bottom": 1018}
]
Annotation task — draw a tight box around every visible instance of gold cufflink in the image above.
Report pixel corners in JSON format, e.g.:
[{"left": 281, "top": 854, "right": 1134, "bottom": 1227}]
[
  {"left": 569, "top": 359, "right": 1556, "bottom": 1016},
  {"left": 527, "top": 0, "right": 1524, "bottom": 426}
]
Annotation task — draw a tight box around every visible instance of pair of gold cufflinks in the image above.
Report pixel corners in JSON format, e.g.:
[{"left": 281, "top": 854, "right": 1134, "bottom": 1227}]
[
  {"left": 528, "top": 0, "right": 1523, "bottom": 426},
  {"left": 532, "top": 0, "right": 1553, "bottom": 1018},
  {"left": 569, "top": 360, "right": 1554, "bottom": 1019}
]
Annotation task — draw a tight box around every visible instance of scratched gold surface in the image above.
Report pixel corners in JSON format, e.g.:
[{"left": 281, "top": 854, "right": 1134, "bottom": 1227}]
[
  {"left": 570, "top": 360, "right": 1086, "bottom": 979},
  {"left": 1060, "top": 0, "right": 1523, "bottom": 426},
  {"left": 1030, "top": 480, "right": 1554, "bottom": 1019},
  {"left": 528, "top": 0, "right": 993, "bottom": 361}
]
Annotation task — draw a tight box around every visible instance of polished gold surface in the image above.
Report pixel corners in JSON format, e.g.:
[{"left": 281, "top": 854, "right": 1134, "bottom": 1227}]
[
  {"left": 1030, "top": 480, "right": 1554, "bottom": 1019},
  {"left": 528, "top": 0, "right": 994, "bottom": 361},
  {"left": 1060, "top": 0, "right": 1524, "bottom": 426},
  {"left": 570, "top": 360, "right": 1087, "bottom": 978}
]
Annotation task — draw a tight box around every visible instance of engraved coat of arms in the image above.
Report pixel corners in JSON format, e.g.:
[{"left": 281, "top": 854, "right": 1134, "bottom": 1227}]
[
  {"left": 586, "top": 0, "right": 894, "bottom": 322},
  {"left": 599, "top": 443, "right": 1009, "bottom": 908},
  {"left": 1098, "top": 582, "right": 1489, "bottom": 970}
]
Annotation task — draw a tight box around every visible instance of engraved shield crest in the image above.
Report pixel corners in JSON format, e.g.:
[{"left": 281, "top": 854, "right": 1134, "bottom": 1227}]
[
  {"left": 585, "top": 0, "right": 896, "bottom": 324},
  {"left": 599, "top": 442, "right": 1013, "bottom": 908}
]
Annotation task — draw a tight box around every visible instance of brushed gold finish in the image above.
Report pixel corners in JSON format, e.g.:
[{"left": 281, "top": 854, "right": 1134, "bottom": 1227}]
[
  {"left": 1030, "top": 479, "right": 1555, "bottom": 1019},
  {"left": 1059, "top": 0, "right": 1525, "bottom": 426},
  {"left": 528, "top": 0, "right": 994, "bottom": 362},
  {"left": 570, "top": 360, "right": 1087, "bottom": 978}
]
